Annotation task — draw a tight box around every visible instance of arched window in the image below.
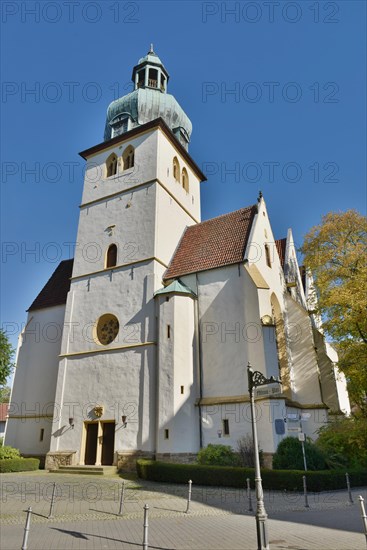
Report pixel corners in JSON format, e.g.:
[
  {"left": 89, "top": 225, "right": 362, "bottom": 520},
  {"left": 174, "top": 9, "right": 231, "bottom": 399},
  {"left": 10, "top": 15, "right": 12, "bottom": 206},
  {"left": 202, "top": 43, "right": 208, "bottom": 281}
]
[
  {"left": 106, "top": 244, "right": 117, "bottom": 268},
  {"left": 173, "top": 157, "right": 180, "bottom": 182},
  {"left": 123, "top": 145, "right": 134, "bottom": 171},
  {"left": 182, "top": 167, "right": 189, "bottom": 192},
  {"left": 106, "top": 153, "right": 117, "bottom": 178}
]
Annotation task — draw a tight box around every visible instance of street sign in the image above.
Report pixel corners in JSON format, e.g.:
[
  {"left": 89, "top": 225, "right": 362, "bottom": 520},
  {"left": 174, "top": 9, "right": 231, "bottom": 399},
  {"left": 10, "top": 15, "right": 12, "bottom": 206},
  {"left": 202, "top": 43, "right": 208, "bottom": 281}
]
[
  {"left": 287, "top": 427, "right": 301, "bottom": 432},
  {"left": 287, "top": 413, "right": 299, "bottom": 420},
  {"left": 255, "top": 384, "right": 283, "bottom": 398},
  {"left": 298, "top": 433, "right": 305, "bottom": 442}
]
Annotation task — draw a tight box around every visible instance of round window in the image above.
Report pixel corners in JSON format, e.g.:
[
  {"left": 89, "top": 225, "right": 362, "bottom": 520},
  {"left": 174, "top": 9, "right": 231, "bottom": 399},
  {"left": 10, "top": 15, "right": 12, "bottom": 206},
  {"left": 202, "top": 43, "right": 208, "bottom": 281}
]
[{"left": 95, "top": 313, "right": 119, "bottom": 345}]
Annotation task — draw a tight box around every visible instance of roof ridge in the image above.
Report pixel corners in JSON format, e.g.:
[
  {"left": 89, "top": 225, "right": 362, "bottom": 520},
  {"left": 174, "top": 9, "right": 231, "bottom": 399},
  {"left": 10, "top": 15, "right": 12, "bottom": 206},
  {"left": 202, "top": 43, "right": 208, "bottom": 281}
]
[
  {"left": 189, "top": 204, "right": 256, "bottom": 229},
  {"left": 164, "top": 203, "right": 257, "bottom": 280}
]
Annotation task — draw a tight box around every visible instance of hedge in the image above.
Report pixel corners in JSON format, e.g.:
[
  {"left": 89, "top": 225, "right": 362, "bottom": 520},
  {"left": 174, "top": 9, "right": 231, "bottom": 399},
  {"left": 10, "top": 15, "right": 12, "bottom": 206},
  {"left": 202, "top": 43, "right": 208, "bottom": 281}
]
[
  {"left": 136, "top": 460, "right": 367, "bottom": 492},
  {"left": 0, "top": 458, "right": 40, "bottom": 473}
]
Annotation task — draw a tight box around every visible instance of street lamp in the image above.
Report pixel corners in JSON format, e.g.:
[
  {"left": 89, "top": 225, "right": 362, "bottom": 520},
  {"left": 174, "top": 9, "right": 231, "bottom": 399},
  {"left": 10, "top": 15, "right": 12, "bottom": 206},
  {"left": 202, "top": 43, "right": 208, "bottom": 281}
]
[{"left": 247, "top": 362, "right": 281, "bottom": 550}]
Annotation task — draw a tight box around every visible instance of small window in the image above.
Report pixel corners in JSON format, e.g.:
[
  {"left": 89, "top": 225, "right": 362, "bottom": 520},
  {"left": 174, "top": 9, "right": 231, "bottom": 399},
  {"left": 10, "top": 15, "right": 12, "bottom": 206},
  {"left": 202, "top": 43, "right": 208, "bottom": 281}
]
[
  {"left": 265, "top": 244, "right": 272, "bottom": 268},
  {"left": 148, "top": 68, "right": 158, "bottom": 88},
  {"left": 106, "top": 244, "right": 117, "bottom": 268},
  {"left": 123, "top": 145, "right": 135, "bottom": 171},
  {"left": 106, "top": 153, "right": 117, "bottom": 178},
  {"left": 223, "top": 419, "right": 230, "bottom": 436},
  {"left": 180, "top": 385, "right": 184, "bottom": 394},
  {"left": 137, "top": 69, "right": 145, "bottom": 88},
  {"left": 167, "top": 324, "right": 171, "bottom": 338},
  {"left": 160, "top": 73, "right": 166, "bottom": 91},
  {"left": 165, "top": 296, "right": 170, "bottom": 302},
  {"left": 182, "top": 168, "right": 189, "bottom": 192},
  {"left": 164, "top": 429, "right": 169, "bottom": 439},
  {"left": 173, "top": 157, "right": 180, "bottom": 182},
  {"left": 40, "top": 428, "right": 44, "bottom": 442}
]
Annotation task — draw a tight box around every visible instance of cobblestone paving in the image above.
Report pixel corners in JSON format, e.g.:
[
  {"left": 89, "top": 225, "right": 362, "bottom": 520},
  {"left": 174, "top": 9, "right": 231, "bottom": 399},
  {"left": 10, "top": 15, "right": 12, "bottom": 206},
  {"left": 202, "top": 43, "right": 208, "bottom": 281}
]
[{"left": 0, "top": 472, "right": 366, "bottom": 549}]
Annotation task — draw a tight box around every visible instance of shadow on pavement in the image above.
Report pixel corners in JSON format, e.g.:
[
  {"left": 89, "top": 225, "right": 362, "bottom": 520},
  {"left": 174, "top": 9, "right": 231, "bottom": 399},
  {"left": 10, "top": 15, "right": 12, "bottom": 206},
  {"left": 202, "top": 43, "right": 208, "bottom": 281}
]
[
  {"left": 50, "top": 527, "right": 174, "bottom": 549},
  {"left": 268, "top": 506, "right": 363, "bottom": 534}
]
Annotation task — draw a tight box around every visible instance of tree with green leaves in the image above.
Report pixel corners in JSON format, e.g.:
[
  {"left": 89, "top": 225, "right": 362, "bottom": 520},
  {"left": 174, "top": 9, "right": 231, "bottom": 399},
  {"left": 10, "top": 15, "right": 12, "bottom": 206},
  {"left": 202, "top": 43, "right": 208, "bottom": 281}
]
[
  {"left": 0, "top": 386, "right": 11, "bottom": 403},
  {"left": 0, "top": 329, "right": 14, "bottom": 387},
  {"left": 301, "top": 210, "right": 367, "bottom": 413}
]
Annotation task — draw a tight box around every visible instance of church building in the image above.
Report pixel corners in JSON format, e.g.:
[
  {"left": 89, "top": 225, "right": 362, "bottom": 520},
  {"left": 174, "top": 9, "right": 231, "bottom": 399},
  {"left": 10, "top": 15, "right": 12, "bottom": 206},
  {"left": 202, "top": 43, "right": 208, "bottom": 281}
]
[{"left": 5, "top": 48, "right": 350, "bottom": 470}]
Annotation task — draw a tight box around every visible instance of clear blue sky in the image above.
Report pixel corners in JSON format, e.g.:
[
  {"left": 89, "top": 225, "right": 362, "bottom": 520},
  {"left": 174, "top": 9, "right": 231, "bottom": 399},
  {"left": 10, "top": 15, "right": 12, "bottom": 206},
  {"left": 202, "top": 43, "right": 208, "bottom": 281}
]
[{"left": 1, "top": 1, "right": 366, "bottom": 356}]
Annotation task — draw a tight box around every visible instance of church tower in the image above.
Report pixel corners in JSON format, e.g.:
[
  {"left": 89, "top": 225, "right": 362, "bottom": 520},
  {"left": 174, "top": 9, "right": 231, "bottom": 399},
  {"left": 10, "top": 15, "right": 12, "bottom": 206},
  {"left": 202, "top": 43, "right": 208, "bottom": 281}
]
[{"left": 48, "top": 48, "right": 206, "bottom": 468}]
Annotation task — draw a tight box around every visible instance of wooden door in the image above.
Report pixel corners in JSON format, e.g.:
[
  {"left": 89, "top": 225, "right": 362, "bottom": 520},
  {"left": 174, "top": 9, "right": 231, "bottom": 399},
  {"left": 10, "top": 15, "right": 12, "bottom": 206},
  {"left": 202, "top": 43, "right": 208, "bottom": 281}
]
[
  {"left": 84, "top": 423, "right": 98, "bottom": 465},
  {"left": 101, "top": 422, "right": 115, "bottom": 465}
]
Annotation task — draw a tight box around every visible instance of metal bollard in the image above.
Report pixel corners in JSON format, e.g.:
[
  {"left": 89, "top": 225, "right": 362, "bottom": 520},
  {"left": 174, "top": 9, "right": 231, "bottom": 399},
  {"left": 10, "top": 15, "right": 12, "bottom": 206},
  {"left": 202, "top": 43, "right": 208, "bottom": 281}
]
[
  {"left": 358, "top": 496, "right": 367, "bottom": 544},
  {"left": 302, "top": 475, "right": 309, "bottom": 508},
  {"left": 185, "top": 479, "right": 192, "bottom": 514},
  {"left": 48, "top": 482, "right": 57, "bottom": 519},
  {"left": 345, "top": 473, "right": 354, "bottom": 504},
  {"left": 143, "top": 504, "right": 149, "bottom": 550},
  {"left": 21, "top": 506, "right": 32, "bottom": 550},
  {"left": 118, "top": 481, "right": 125, "bottom": 516},
  {"left": 246, "top": 478, "right": 253, "bottom": 512}
]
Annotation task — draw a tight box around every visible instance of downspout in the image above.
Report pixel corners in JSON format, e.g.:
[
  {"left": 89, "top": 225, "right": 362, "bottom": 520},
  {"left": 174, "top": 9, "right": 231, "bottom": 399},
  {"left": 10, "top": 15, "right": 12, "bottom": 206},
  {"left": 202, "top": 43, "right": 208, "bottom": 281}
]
[{"left": 195, "top": 273, "right": 203, "bottom": 448}]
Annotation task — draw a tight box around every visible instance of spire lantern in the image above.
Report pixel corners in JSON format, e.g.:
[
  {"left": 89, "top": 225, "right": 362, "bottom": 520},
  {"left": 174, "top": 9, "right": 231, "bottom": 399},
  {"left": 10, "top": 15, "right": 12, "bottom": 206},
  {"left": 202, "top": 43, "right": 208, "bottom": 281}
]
[
  {"left": 132, "top": 45, "right": 169, "bottom": 93},
  {"left": 105, "top": 48, "right": 192, "bottom": 150}
]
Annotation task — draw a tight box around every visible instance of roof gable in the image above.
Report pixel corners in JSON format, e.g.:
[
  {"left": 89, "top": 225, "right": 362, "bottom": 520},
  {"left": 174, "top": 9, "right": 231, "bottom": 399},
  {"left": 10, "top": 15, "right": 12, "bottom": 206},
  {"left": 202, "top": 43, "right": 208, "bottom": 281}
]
[
  {"left": 164, "top": 205, "right": 257, "bottom": 280},
  {"left": 28, "top": 259, "right": 74, "bottom": 312}
]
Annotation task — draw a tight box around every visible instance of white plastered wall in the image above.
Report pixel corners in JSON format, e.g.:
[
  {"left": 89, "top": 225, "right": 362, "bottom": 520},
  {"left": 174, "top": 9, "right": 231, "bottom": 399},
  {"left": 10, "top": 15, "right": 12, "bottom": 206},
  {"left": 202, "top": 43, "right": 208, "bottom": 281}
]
[
  {"left": 156, "top": 294, "right": 200, "bottom": 454},
  {"left": 5, "top": 305, "right": 66, "bottom": 454}
]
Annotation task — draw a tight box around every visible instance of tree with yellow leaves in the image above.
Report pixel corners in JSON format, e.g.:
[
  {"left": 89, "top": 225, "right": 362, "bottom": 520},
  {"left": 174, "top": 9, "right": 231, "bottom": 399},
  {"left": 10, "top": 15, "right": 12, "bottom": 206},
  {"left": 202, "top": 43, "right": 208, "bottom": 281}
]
[{"left": 301, "top": 210, "right": 367, "bottom": 414}]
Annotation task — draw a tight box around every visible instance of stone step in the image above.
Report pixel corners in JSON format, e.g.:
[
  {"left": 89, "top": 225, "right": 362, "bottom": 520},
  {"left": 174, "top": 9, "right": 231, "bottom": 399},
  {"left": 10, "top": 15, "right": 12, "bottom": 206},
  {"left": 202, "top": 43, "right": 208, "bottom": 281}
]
[
  {"left": 53, "top": 468, "right": 104, "bottom": 475},
  {"left": 50, "top": 465, "right": 117, "bottom": 475}
]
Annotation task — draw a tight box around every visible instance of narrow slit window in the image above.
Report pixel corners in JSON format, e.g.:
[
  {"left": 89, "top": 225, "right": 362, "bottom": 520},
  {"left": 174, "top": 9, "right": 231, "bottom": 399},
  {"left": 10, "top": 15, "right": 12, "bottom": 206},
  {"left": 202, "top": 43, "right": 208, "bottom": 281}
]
[
  {"left": 164, "top": 429, "right": 169, "bottom": 439},
  {"left": 223, "top": 419, "right": 230, "bottom": 436},
  {"left": 167, "top": 324, "right": 171, "bottom": 338},
  {"left": 180, "top": 385, "right": 184, "bottom": 394},
  {"left": 40, "top": 428, "right": 44, "bottom": 442},
  {"left": 265, "top": 244, "right": 272, "bottom": 268}
]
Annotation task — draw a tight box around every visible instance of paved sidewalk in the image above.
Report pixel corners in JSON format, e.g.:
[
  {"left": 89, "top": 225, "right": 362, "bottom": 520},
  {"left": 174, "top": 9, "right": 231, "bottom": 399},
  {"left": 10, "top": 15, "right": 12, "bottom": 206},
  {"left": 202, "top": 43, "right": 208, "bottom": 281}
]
[{"left": 0, "top": 472, "right": 366, "bottom": 549}]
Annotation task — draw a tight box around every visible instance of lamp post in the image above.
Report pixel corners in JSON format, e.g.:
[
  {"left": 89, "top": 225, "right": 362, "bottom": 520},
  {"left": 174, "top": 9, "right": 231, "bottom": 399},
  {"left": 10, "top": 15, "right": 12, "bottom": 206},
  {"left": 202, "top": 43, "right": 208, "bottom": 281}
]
[{"left": 247, "top": 362, "right": 281, "bottom": 550}]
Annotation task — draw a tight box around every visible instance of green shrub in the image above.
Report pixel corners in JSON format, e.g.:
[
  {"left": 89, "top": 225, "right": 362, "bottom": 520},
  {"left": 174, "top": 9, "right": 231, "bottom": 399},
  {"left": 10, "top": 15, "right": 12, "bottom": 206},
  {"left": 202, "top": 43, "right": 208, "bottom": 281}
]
[
  {"left": 273, "top": 436, "right": 326, "bottom": 471},
  {"left": 197, "top": 444, "right": 239, "bottom": 467},
  {"left": 0, "top": 458, "right": 40, "bottom": 473},
  {"left": 136, "top": 459, "right": 367, "bottom": 492},
  {"left": 316, "top": 417, "right": 367, "bottom": 470},
  {"left": 0, "top": 437, "right": 3, "bottom": 447},
  {"left": 0, "top": 445, "right": 21, "bottom": 460},
  {"left": 237, "top": 435, "right": 264, "bottom": 468}
]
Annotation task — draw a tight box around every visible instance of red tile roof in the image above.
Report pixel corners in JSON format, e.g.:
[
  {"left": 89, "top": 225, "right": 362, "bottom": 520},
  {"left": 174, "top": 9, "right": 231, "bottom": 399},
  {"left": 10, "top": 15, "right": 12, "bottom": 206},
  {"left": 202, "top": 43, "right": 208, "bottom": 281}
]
[
  {"left": 0, "top": 403, "right": 9, "bottom": 422},
  {"left": 275, "top": 238, "right": 287, "bottom": 269},
  {"left": 28, "top": 259, "right": 74, "bottom": 312},
  {"left": 164, "top": 205, "right": 257, "bottom": 280}
]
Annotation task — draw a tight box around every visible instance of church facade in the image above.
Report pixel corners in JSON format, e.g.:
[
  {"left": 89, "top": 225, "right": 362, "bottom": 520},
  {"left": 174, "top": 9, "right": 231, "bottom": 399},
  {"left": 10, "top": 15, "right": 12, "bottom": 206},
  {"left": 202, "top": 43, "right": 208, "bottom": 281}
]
[{"left": 5, "top": 49, "right": 350, "bottom": 469}]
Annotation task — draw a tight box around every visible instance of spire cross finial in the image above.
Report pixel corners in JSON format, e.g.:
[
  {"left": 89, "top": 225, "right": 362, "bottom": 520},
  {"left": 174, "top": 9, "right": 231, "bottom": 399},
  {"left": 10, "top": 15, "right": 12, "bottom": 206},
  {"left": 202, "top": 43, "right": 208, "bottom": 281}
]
[{"left": 149, "top": 43, "right": 154, "bottom": 53}]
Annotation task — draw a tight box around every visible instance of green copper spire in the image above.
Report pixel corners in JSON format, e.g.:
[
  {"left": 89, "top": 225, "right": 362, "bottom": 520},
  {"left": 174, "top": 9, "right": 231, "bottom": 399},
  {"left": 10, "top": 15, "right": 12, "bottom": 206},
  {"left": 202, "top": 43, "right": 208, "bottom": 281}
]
[{"left": 104, "top": 48, "right": 192, "bottom": 149}]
